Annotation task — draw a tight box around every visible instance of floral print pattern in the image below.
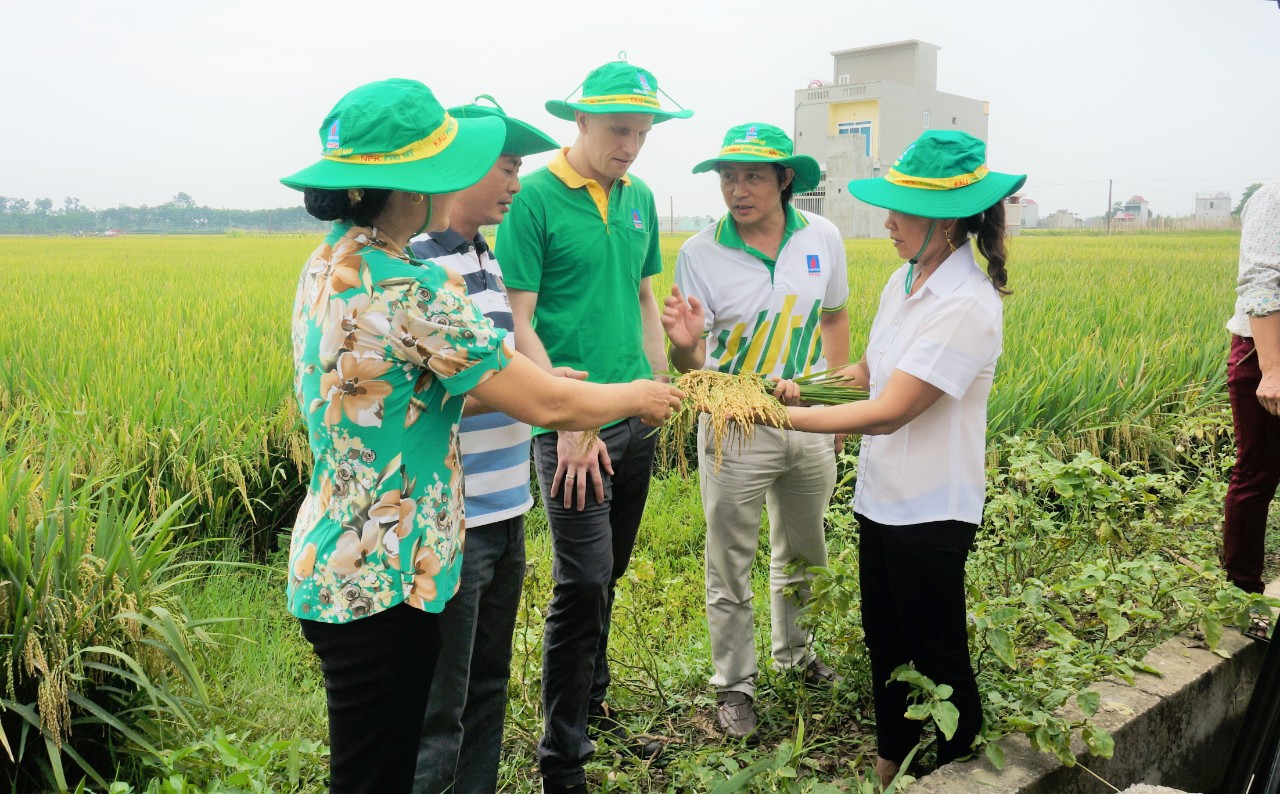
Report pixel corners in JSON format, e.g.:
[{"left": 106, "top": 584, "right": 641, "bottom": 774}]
[
  {"left": 288, "top": 222, "right": 512, "bottom": 623},
  {"left": 1229, "top": 179, "right": 1280, "bottom": 337}
]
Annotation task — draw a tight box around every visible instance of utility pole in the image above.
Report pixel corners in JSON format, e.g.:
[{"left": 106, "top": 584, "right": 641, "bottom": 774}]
[
  {"left": 1106, "top": 179, "right": 1113, "bottom": 235},
  {"left": 669, "top": 196, "right": 674, "bottom": 235}
]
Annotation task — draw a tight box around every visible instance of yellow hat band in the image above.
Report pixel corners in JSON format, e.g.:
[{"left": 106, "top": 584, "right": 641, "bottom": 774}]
[
  {"left": 576, "top": 93, "right": 662, "bottom": 109},
  {"left": 885, "top": 164, "right": 989, "bottom": 190},
  {"left": 322, "top": 114, "right": 459, "bottom": 164},
  {"left": 718, "top": 143, "right": 788, "bottom": 159}
]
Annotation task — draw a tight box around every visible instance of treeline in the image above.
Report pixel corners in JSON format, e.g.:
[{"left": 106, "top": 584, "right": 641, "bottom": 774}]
[{"left": 0, "top": 193, "right": 327, "bottom": 235}]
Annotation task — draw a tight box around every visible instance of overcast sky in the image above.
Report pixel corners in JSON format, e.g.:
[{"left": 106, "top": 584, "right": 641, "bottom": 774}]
[{"left": 5, "top": 0, "right": 1278, "bottom": 220}]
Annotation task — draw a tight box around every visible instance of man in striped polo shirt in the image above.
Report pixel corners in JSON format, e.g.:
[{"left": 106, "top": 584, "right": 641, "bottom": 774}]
[{"left": 408, "top": 97, "right": 561, "bottom": 794}]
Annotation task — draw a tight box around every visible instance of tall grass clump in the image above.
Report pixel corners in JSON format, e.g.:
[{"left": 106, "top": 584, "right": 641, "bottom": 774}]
[{"left": 0, "top": 427, "right": 222, "bottom": 792}]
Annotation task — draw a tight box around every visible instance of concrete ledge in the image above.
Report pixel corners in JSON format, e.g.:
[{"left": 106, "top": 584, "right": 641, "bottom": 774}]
[{"left": 909, "top": 630, "right": 1265, "bottom": 793}]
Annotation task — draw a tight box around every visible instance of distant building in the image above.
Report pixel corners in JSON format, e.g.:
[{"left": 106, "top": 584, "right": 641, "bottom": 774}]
[
  {"left": 1019, "top": 197, "right": 1039, "bottom": 229},
  {"left": 1004, "top": 195, "right": 1039, "bottom": 235},
  {"left": 1042, "top": 209, "right": 1083, "bottom": 229},
  {"left": 1195, "top": 191, "right": 1231, "bottom": 223},
  {"left": 792, "top": 39, "right": 990, "bottom": 237},
  {"left": 661, "top": 215, "right": 717, "bottom": 233},
  {"left": 1116, "top": 195, "right": 1149, "bottom": 226}
]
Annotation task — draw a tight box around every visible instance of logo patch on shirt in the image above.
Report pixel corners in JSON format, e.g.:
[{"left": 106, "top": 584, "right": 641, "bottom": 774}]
[
  {"left": 806, "top": 254, "right": 821, "bottom": 276},
  {"left": 632, "top": 208, "right": 643, "bottom": 229},
  {"left": 325, "top": 120, "right": 341, "bottom": 150}
]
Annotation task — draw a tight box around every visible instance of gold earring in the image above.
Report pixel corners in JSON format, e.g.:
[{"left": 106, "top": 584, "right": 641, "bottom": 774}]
[
  {"left": 410, "top": 193, "right": 425, "bottom": 205},
  {"left": 348, "top": 188, "right": 364, "bottom": 206}
]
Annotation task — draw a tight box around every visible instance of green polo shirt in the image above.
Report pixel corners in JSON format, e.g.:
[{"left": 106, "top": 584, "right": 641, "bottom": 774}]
[
  {"left": 496, "top": 149, "right": 662, "bottom": 435},
  {"left": 712, "top": 204, "right": 809, "bottom": 278}
]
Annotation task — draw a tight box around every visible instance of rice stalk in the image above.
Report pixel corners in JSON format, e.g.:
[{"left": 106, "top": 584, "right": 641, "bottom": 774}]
[{"left": 660, "top": 370, "right": 790, "bottom": 475}]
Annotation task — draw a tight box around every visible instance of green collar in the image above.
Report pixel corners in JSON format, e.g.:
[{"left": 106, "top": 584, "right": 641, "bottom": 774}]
[{"left": 713, "top": 205, "right": 809, "bottom": 267}]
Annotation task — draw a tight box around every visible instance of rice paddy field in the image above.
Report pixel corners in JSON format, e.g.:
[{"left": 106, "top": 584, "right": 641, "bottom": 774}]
[{"left": 1, "top": 230, "right": 1264, "bottom": 792}]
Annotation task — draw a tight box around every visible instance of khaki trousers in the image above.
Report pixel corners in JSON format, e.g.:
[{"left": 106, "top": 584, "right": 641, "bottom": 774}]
[{"left": 699, "top": 417, "right": 836, "bottom": 697}]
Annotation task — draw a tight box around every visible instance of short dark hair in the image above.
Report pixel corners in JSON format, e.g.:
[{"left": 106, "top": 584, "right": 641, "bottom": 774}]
[
  {"left": 303, "top": 187, "right": 392, "bottom": 225},
  {"left": 771, "top": 164, "right": 795, "bottom": 206}
]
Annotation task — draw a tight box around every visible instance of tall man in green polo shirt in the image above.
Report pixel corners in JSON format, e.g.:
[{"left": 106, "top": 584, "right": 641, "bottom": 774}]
[{"left": 495, "top": 59, "right": 692, "bottom": 794}]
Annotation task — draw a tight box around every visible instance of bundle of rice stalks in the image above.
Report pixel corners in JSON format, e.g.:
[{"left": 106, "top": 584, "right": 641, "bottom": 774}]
[
  {"left": 659, "top": 368, "right": 868, "bottom": 475},
  {"left": 670, "top": 370, "right": 789, "bottom": 473},
  {"left": 789, "top": 368, "right": 869, "bottom": 406}
]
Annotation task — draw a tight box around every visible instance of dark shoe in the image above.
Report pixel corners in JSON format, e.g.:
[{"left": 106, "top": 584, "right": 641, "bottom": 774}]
[
  {"left": 716, "top": 691, "right": 757, "bottom": 740},
  {"left": 543, "top": 781, "right": 588, "bottom": 794},
  {"left": 588, "top": 701, "right": 627, "bottom": 742},
  {"left": 801, "top": 655, "right": 844, "bottom": 687},
  {"left": 1246, "top": 609, "right": 1272, "bottom": 643},
  {"left": 588, "top": 702, "right": 664, "bottom": 760}
]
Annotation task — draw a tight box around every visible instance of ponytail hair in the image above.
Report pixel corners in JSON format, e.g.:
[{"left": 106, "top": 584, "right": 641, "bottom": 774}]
[{"left": 957, "top": 201, "right": 1011, "bottom": 295}]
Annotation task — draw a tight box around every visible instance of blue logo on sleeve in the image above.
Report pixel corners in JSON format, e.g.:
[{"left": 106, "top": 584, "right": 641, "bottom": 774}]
[
  {"left": 806, "top": 254, "right": 821, "bottom": 276},
  {"left": 632, "top": 208, "right": 644, "bottom": 229}
]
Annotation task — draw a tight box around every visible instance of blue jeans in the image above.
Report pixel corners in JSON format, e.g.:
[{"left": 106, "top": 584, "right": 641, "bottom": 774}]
[
  {"left": 413, "top": 515, "right": 526, "bottom": 794},
  {"left": 533, "top": 418, "right": 656, "bottom": 787}
]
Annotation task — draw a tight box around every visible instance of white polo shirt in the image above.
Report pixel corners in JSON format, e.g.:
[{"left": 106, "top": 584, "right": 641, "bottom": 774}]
[
  {"left": 853, "top": 241, "right": 1002, "bottom": 526},
  {"left": 674, "top": 208, "right": 849, "bottom": 379}
]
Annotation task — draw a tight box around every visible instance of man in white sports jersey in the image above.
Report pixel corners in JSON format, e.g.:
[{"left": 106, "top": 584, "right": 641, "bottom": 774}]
[
  {"left": 662, "top": 122, "right": 851, "bottom": 740},
  {"left": 408, "top": 96, "right": 562, "bottom": 794}
]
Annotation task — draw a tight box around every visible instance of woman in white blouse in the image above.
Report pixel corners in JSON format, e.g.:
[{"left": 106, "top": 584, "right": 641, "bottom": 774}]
[
  {"left": 773, "top": 130, "right": 1025, "bottom": 786},
  {"left": 1223, "top": 179, "right": 1280, "bottom": 603}
]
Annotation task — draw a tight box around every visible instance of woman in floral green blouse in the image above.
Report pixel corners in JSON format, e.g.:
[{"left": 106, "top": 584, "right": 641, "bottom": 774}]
[{"left": 279, "top": 78, "right": 682, "bottom": 794}]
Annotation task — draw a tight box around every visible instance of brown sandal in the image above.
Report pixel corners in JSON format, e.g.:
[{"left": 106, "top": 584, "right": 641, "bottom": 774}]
[{"left": 1246, "top": 611, "right": 1272, "bottom": 643}]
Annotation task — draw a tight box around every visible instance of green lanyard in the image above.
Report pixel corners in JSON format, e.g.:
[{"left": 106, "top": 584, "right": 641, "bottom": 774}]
[{"left": 903, "top": 219, "right": 938, "bottom": 296}]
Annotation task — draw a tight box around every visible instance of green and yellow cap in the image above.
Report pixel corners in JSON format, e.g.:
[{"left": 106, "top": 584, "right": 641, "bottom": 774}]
[
  {"left": 281, "top": 78, "right": 505, "bottom": 194},
  {"left": 449, "top": 95, "right": 559, "bottom": 158},
  {"left": 545, "top": 58, "right": 692, "bottom": 123},
  {"left": 692, "top": 123, "right": 822, "bottom": 194},
  {"left": 847, "top": 130, "right": 1026, "bottom": 219}
]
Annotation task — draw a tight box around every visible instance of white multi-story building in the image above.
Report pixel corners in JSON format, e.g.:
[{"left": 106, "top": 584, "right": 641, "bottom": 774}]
[
  {"left": 1003, "top": 195, "right": 1041, "bottom": 236},
  {"left": 793, "top": 40, "right": 990, "bottom": 237},
  {"left": 1195, "top": 192, "right": 1232, "bottom": 224}
]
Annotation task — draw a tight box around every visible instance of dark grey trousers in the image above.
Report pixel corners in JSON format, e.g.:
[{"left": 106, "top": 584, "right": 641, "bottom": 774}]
[
  {"left": 533, "top": 418, "right": 656, "bottom": 787},
  {"left": 413, "top": 515, "right": 526, "bottom": 794}
]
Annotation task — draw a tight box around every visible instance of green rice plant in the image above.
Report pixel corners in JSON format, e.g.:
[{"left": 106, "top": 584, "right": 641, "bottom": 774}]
[{"left": 0, "top": 428, "right": 224, "bottom": 793}]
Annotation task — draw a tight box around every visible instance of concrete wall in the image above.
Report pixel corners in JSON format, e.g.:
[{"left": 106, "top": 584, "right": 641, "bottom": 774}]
[
  {"left": 833, "top": 39, "right": 939, "bottom": 90},
  {"left": 818, "top": 134, "right": 883, "bottom": 238},
  {"left": 1195, "top": 193, "right": 1231, "bottom": 222},
  {"left": 877, "top": 82, "right": 989, "bottom": 168},
  {"left": 909, "top": 631, "right": 1264, "bottom": 794}
]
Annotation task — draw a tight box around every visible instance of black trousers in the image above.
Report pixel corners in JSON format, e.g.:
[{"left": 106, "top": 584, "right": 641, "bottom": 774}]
[
  {"left": 857, "top": 513, "right": 981, "bottom": 767},
  {"left": 533, "top": 417, "right": 656, "bottom": 786},
  {"left": 301, "top": 603, "right": 443, "bottom": 794}
]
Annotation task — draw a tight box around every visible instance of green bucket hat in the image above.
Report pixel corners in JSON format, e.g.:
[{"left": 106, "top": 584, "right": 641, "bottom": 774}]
[
  {"left": 280, "top": 78, "right": 505, "bottom": 194},
  {"left": 545, "top": 59, "right": 692, "bottom": 123},
  {"left": 449, "top": 95, "right": 559, "bottom": 158},
  {"left": 691, "top": 123, "right": 822, "bottom": 194},
  {"left": 848, "top": 130, "right": 1026, "bottom": 219}
]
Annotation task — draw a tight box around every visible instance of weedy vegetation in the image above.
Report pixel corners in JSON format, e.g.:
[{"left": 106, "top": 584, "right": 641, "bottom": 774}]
[{"left": 2, "top": 231, "right": 1274, "bottom": 792}]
